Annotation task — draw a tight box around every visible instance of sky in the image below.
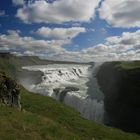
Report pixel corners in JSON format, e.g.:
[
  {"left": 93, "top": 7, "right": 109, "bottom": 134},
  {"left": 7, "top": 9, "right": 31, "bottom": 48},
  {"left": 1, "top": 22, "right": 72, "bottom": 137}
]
[{"left": 0, "top": 0, "right": 140, "bottom": 62}]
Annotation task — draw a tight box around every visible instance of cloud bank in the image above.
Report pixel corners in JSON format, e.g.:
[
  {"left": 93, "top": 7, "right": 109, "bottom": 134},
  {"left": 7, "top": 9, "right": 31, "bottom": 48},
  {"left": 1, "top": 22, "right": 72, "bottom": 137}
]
[
  {"left": 99, "top": 0, "right": 140, "bottom": 27},
  {"left": 16, "top": 0, "right": 100, "bottom": 23},
  {"left": 0, "top": 29, "right": 139, "bottom": 62},
  {"left": 7, "top": 0, "right": 140, "bottom": 61},
  {"left": 12, "top": 0, "right": 24, "bottom": 6},
  {"left": 35, "top": 27, "right": 86, "bottom": 39},
  {"left": 0, "top": 30, "right": 66, "bottom": 54},
  {"left": 0, "top": 10, "right": 5, "bottom": 17}
]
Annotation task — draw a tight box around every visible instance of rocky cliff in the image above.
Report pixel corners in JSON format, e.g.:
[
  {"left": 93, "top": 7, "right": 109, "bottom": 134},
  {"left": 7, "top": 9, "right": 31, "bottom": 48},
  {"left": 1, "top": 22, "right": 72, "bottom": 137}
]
[
  {"left": 97, "top": 61, "right": 140, "bottom": 134},
  {"left": 0, "top": 72, "right": 21, "bottom": 109},
  {"left": 53, "top": 87, "right": 79, "bottom": 102}
]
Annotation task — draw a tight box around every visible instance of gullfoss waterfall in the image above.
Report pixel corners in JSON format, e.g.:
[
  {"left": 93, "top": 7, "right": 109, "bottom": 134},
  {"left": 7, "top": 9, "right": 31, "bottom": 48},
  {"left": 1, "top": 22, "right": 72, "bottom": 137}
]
[{"left": 22, "top": 64, "right": 105, "bottom": 123}]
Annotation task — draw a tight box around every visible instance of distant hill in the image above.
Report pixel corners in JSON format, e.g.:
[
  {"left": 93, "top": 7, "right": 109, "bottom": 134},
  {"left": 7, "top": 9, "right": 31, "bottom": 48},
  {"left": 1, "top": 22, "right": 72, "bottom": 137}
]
[
  {"left": 0, "top": 53, "right": 90, "bottom": 79},
  {"left": 0, "top": 53, "right": 91, "bottom": 86}
]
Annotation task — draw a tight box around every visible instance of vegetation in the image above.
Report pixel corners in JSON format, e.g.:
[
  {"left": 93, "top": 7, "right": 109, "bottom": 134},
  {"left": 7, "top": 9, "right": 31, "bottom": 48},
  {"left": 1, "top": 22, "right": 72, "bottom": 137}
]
[
  {"left": 0, "top": 86, "right": 140, "bottom": 140},
  {"left": 115, "top": 61, "right": 140, "bottom": 70},
  {"left": 0, "top": 53, "right": 140, "bottom": 139}
]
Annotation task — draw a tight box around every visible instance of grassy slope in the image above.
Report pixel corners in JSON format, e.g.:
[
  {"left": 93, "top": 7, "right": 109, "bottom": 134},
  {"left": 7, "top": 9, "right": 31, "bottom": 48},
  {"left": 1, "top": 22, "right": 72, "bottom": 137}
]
[
  {"left": 115, "top": 61, "right": 140, "bottom": 70},
  {"left": 0, "top": 54, "right": 52, "bottom": 78},
  {"left": 0, "top": 88, "right": 140, "bottom": 140},
  {"left": 0, "top": 55, "right": 140, "bottom": 139}
]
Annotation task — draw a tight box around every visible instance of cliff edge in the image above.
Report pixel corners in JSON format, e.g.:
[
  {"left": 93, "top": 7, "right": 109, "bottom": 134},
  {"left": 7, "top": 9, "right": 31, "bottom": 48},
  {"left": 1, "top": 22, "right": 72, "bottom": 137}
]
[{"left": 97, "top": 61, "right": 140, "bottom": 134}]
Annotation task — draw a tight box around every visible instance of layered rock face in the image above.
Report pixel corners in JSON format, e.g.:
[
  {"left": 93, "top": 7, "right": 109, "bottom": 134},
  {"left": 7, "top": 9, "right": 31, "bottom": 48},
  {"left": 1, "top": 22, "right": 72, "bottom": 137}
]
[
  {"left": 97, "top": 62, "right": 140, "bottom": 134},
  {"left": 53, "top": 87, "right": 79, "bottom": 102},
  {"left": 0, "top": 72, "right": 21, "bottom": 109}
]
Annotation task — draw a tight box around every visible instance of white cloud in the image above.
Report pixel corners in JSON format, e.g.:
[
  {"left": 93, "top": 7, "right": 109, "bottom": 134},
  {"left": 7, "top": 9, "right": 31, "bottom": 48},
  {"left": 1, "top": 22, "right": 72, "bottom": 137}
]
[
  {"left": 36, "top": 27, "right": 86, "bottom": 39},
  {"left": 23, "top": 50, "right": 35, "bottom": 56},
  {"left": 0, "top": 10, "right": 5, "bottom": 17},
  {"left": 101, "top": 28, "right": 107, "bottom": 34},
  {"left": 99, "top": 0, "right": 140, "bottom": 27},
  {"left": 106, "top": 30, "right": 140, "bottom": 50},
  {"left": 0, "top": 30, "right": 67, "bottom": 54},
  {"left": 80, "top": 30, "right": 140, "bottom": 61},
  {"left": 51, "top": 30, "right": 140, "bottom": 62},
  {"left": 16, "top": 0, "right": 100, "bottom": 23},
  {"left": 0, "top": 30, "right": 140, "bottom": 62},
  {"left": 12, "top": 0, "right": 24, "bottom": 6}
]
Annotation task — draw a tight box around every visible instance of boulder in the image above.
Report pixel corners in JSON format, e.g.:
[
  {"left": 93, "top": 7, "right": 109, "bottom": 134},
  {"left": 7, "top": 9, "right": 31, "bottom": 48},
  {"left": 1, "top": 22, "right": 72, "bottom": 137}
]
[
  {"left": 0, "top": 72, "right": 21, "bottom": 109},
  {"left": 53, "top": 86, "right": 79, "bottom": 102}
]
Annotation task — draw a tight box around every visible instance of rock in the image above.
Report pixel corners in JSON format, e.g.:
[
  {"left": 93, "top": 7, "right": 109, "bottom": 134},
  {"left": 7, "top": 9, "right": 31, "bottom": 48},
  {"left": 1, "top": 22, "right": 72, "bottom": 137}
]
[
  {"left": 53, "top": 88, "right": 61, "bottom": 96},
  {"left": 0, "top": 72, "right": 21, "bottom": 109},
  {"left": 73, "top": 68, "right": 80, "bottom": 76},
  {"left": 65, "top": 87, "right": 79, "bottom": 92},
  {"left": 97, "top": 62, "right": 140, "bottom": 134},
  {"left": 53, "top": 87, "right": 79, "bottom": 102}
]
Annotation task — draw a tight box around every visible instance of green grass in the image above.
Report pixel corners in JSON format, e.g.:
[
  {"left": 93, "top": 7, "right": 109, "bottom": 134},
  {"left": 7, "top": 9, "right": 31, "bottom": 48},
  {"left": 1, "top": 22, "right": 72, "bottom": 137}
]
[
  {"left": 0, "top": 105, "right": 78, "bottom": 140},
  {"left": 1, "top": 88, "right": 138, "bottom": 140},
  {"left": 0, "top": 56, "right": 140, "bottom": 139},
  {"left": 116, "top": 61, "right": 140, "bottom": 70},
  {"left": 0, "top": 88, "right": 140, "bottom": 140}
]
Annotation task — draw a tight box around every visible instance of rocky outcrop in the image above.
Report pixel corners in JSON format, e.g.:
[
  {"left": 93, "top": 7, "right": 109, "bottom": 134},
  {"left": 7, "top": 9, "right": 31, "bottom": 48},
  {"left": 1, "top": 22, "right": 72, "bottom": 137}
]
[
  {"left": 0, "top": 72, "right": 21, "bottom": 109},
  {"left": 53, "top": 87, "right": 79, "bottom": 102},
  {"left": 97, "top": 62, "right": 140, "bottom": 134}
]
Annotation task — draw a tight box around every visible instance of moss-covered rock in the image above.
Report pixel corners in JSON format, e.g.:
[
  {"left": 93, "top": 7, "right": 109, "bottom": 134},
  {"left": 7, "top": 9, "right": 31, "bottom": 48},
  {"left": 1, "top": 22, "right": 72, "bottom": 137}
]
[{"left": 0, "top": 72, "right": 21, "bottom": 109}]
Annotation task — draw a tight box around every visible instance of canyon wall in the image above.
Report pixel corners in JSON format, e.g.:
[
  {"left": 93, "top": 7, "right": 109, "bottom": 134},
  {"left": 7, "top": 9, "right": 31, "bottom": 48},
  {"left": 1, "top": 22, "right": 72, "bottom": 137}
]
[{"left": 97, "top": 62, "right": 140, "bottom": 133}]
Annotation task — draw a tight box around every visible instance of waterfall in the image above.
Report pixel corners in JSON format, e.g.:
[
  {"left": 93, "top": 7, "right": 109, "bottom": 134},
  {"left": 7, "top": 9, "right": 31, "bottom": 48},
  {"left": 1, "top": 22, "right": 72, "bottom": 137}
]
[
  {"left": 63, "top": 94, "right": 104, "bottom": 122},
  {"left": 85, "top": 63, "right": 105, "bottom": 122},
  {"left": 22, "top": 63, "right": 105, "bottom": 123},
  {"left": 60, "top": 63, "right": 105, "bottom": 123}
]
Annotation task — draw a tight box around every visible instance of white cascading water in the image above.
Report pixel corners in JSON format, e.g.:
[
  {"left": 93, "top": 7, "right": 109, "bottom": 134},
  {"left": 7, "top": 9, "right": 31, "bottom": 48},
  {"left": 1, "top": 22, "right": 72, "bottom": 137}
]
[{"left": 22, "top": 63, "right": 105, "bottom": 123}]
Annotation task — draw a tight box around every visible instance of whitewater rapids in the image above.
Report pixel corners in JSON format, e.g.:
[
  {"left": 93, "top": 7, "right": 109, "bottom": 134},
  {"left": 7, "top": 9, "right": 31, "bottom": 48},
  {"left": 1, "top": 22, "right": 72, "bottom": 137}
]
[{"left": 22, "top": 64, "right": 105, "bottom": 123}]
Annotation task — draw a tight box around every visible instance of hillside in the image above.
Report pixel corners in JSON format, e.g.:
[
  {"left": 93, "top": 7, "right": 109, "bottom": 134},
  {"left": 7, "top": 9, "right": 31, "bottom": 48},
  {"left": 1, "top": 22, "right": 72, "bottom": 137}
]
[
  {"left": 0, "top": 54, "right": 140, "bottom": 139},
  {"left": 0, "top": 53, "right": 90, "bottom": 78},
  {"left": 0, "top": 86, "right": 140, "bottom": 140},
  {"left": 0, "top": 53, "right": 91, "bottom": 85},
  {"left": 117, "top": 61, "right": 140, "bottom": 69},
  {"left": 97, "top": 61, "right": 140, "bottom": 134}
]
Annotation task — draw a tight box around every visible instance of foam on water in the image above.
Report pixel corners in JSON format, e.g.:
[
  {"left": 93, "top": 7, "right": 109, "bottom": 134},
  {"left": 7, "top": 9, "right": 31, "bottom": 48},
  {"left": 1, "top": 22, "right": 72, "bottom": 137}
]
[
  {"left": 23, "top": 64, "right": 89, "bottom": 97},
  {"left": 22, "top": 64, "right": 105, "bottom": 123}
]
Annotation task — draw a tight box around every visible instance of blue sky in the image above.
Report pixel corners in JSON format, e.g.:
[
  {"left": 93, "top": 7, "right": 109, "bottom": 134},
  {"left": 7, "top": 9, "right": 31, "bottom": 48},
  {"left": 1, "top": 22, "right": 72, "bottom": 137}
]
[{"left": 0, "top": 0, "right": 140, "bottom": 61}]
